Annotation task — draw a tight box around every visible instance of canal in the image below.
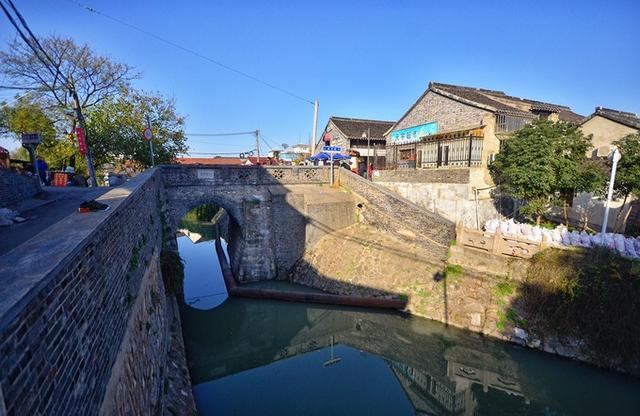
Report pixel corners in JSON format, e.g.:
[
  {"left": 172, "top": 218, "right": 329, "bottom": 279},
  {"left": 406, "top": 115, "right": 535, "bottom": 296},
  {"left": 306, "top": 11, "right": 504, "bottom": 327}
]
[{"left": 176, "top": 220, "right": 640, "bottom": 416}]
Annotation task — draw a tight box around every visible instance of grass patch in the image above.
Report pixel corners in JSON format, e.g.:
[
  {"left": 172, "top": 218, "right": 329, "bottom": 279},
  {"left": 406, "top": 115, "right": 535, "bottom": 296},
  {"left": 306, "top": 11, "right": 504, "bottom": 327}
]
[
  {"left": 493, "top": 281, "right": 514, "bottom": 298},
  {"left": 443, "top": 264, "right": 463, "bottom": 279},
  {"left": 518, "top": 247, "right": 640, "bottom": 365}
]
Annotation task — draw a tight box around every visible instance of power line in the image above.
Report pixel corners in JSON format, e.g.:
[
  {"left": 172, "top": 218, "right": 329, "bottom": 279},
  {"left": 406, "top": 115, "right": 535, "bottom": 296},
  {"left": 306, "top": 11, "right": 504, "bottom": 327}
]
[
  {"left": 185, "top": 131, "right": 257, "bottom": 137},
  {"left": 181, "top": 151, "right": 249, "bottom": 156},
  {"left": 64, "top": 0, "right": 314, "bottom": 105}
]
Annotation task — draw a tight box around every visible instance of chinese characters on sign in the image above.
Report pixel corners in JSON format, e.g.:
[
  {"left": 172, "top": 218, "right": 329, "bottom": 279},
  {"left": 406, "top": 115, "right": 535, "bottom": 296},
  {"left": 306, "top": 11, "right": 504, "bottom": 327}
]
[
  {"left": 76, "top": 127, "right": 88, "bottom": 155},
  {"left": 390, "top": 122, "right": 438, "bottom": 144}
]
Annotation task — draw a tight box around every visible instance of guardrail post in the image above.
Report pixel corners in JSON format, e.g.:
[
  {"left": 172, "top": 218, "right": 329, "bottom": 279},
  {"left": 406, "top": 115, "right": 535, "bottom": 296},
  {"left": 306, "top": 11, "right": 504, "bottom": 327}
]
[{"left": 492, "top": 228, "right": 502, "bottom": 254}]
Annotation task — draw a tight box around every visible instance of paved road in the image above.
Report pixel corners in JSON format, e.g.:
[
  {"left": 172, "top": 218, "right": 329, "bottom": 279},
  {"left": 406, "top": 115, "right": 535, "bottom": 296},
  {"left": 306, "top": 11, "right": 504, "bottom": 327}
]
[{"left": 0, "top": 187, "right": 109, "bottom": 257}]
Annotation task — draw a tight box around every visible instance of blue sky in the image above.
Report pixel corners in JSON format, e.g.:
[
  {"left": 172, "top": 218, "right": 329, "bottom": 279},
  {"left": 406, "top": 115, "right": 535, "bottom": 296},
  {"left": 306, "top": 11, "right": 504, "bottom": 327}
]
[{"left": 1, "top": 0, "right": 639, "bottom": 155}]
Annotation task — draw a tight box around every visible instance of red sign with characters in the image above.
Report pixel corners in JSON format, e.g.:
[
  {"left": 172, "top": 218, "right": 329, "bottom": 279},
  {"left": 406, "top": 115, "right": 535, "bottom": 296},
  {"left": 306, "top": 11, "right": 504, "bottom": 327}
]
[{"left": 76, "top": 127, "right": 88, "bottom": 155}]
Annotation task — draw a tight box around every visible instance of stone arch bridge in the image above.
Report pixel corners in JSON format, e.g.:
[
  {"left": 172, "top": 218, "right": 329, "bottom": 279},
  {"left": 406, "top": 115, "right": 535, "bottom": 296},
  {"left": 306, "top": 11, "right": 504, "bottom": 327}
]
[{"left": 161, "top": 165, "right": 454, "bottom": 282}]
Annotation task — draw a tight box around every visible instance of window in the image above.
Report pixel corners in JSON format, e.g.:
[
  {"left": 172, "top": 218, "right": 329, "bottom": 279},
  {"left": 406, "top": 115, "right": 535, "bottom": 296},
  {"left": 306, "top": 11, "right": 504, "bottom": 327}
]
[{"left": 495, "top": 114, "right": 531, "bottom": 133}]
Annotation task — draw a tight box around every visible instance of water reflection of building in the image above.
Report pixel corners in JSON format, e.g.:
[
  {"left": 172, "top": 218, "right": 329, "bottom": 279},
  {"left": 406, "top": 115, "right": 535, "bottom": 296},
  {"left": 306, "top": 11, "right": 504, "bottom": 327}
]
[
  {"left": 183, "top": 298, "right": 533, "bottom": 415},
  {"left": 390, "top": 361, "right": 469, "bottom": 415}
]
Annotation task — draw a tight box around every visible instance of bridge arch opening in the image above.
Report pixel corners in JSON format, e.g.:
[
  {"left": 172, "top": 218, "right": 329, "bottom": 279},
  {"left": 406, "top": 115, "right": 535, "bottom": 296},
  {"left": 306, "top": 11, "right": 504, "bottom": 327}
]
[{"left": 174, "top": 201, "right": 242, "bottom": 310}]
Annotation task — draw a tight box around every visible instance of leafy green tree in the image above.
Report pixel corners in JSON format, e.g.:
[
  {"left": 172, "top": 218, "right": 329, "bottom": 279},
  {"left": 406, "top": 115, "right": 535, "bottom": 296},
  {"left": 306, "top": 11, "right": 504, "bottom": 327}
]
[
  {"left": 1, "top": 35, "right": 136, "bottom": 184},
  {"left": 611, "top": 134, "right": 640, "bottom": 230},
  {"left": 85, "top": 88, "right": 188, "bottom": 168},
  {"left": 613, "top": 134, "right": 640, "bottom": 197},
  {"left": 490, "top": 119, "right": 605, "bottom": 224},
  {"left": 3, "top": 98, "right": 78, "bottom": 169}
]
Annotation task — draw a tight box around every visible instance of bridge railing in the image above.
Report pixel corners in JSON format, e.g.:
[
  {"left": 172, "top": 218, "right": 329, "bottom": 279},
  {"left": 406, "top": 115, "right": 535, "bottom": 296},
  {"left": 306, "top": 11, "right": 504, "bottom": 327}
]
[{"left": 161, "top": 165, "right": 331, "bottom": 186}]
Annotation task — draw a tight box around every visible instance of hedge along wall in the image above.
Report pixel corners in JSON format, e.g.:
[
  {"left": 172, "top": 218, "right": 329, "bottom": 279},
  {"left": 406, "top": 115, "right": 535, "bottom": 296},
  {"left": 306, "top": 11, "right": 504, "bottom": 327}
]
[{"left": 0, "top": 169, "right": 170, "bottom": 415}]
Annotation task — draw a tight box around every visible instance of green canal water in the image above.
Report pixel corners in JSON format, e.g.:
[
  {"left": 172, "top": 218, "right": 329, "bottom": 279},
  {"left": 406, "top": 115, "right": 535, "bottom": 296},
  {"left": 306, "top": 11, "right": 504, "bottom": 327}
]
[{"left": 177, "top": 233, "right": 640, "bottom": 416}]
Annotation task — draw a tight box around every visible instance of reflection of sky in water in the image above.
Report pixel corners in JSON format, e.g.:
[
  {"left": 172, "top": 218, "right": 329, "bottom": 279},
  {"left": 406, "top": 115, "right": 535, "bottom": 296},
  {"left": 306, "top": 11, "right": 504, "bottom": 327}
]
[
  {"left": 177, "top": 235, "right": 228, "bottom": 309},
  {"left": 193, "top": 344, "right": 415, "bottom": 416}
]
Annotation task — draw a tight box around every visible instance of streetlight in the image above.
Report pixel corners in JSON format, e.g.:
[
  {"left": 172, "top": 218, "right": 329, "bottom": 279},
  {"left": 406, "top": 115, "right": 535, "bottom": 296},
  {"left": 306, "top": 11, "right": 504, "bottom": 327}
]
[
  {"left": 362, "top": 128, "right": 370, "bottom": 179},
  {"left": 601, "top": 148, "right": 622, "bottom": 234}
]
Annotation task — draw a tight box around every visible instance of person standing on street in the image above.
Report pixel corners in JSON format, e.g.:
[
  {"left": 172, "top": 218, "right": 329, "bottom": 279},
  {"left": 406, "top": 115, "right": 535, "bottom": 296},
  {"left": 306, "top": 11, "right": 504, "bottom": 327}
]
[{"left": 36, "top": 156, "right": 49, "bottom": 185}]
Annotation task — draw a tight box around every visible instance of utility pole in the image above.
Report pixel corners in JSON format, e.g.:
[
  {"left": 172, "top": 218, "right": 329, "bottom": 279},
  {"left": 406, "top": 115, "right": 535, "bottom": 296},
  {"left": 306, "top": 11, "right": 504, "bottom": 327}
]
[
  {"left": 70, "top": 81, "right": 97, "bottom": 187},
  {"left": 311, "top": 98, "right": 319, "bottom": 155},
  {"left": 601, "top": 148, "right": 622, "bottom": 233},
  {"left": 255, "top": 129, "right": 261, "bottom": 163}
]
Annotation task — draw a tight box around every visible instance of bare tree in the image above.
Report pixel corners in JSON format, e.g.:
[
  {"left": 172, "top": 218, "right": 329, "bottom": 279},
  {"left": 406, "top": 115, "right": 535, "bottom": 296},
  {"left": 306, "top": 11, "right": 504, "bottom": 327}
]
[{"left": 0, "top": 36, "right": 137, "bottom": 184}]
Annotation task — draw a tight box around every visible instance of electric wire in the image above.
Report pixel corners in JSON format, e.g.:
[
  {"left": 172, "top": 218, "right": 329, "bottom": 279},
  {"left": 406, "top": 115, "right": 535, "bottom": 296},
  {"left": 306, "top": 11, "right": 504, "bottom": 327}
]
[{"left": 63, "top": 0, "right": 314, "bottom": 105}]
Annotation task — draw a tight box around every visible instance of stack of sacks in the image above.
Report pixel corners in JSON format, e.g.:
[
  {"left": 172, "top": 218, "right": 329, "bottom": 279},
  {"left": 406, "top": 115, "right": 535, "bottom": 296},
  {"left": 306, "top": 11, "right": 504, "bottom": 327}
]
[{"left": 482, "top": 219, "right": 640, "bottom": 259}]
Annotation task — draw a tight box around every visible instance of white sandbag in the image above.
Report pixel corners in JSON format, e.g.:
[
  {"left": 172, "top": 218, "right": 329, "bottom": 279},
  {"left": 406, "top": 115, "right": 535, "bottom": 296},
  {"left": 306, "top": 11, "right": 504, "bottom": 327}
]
[
  {"left": 529, "top": 226, "right": 542, "bottom": 242},
  {"left": 551, "top": 228, "right": 562, "bottom": 244},
  {"left": 520, "top": 224, "right": 532, "bottom": 239},
  {"left": 569, "top": 231, "right": 581, "bottom": 246},
  {"left": 604, "top": 234, "right": 615, "bottom": 249},
  {"left": 580, "top": 231, "right": 591, "bottom": 247},
  {"left": 485, "top": 219, "right": 499, "bottom": 233},
  {"left": 541, "top": 229, "right": 553, "bottom": 244},
  {"left": 624, "top": 238, "right": 637, "bottom": 258},
  {"left": 614, "top": 234, "right": 626, "bottom": 255},
  {"left": 507, "top": 219, "right": 520, "bottom": 236},
  {"left": 562, "top": 232, "right": 571, "bottom": 246},
  {"left": 499, "top": 220, "right": 509, "bottom": 235}
]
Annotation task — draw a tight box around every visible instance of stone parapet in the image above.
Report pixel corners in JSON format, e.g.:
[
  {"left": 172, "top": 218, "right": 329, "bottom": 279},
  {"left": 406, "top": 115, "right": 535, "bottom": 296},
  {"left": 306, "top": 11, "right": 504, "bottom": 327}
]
[
  {"left": 375, "top": 168, "right": 470, "bottom": 184},
  {"left": 0, "top": 169, "right": 40, "bottom": 208},
  {"left": 0, "top": 169, "right": 172, "bottom": 415}
]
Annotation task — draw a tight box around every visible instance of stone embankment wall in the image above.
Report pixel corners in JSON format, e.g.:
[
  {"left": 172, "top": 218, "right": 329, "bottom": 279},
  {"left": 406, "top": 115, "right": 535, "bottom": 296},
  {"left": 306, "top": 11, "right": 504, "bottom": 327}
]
[
  {"left": 0, "top": 169, "right": 40, "bottom": 208},
  {"left": 0, "top": 169, "right": 194, "bottom": 415},
  {"left": 374, "top": 168, "right": 505, "bottom": 228},
  {"left": 339, "top": 169, "right": 455, "bottom": 262}
]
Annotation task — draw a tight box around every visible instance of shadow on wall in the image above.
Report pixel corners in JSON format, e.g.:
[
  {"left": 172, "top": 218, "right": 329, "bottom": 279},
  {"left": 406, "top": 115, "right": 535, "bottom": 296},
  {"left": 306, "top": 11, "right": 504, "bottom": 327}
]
[
  {"left": 501, "top": 247, "right": 640, "bottom": 375},
  {"left": 175, "top": 194, "right": 408, "bottom": 309}
]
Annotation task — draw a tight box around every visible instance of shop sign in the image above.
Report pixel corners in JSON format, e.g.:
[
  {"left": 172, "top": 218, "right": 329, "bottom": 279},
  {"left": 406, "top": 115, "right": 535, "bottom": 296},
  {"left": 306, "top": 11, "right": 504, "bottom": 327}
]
[
  {"left": 390, "top": 122, "right": 438, "bottom": 144},
  {"left": 21, "top": 133, "right": 42, "bottom": 145}
]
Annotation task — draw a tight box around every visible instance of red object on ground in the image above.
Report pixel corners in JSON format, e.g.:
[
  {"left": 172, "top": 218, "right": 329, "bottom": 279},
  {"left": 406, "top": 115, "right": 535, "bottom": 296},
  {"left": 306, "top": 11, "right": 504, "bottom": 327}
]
[
  {"left": 76, "top": 127, "right": 87, "bottom": 155},
  {"left": 52, "top": 172, "right": 69, "bottom": 187},
  {"left": 77, "top": 207, "right": 90, "bottom": 213}
]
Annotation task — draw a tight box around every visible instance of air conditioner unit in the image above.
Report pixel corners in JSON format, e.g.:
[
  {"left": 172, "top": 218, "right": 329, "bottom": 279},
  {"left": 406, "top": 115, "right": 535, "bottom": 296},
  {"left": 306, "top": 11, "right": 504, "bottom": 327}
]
[{"left": 596, "top": 145, "right": 611, "bottom": 158}]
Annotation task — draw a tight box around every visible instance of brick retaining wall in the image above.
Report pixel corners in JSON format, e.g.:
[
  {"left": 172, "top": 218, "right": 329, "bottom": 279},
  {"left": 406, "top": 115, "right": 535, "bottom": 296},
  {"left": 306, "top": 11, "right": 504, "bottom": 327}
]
[
  {"left": 0, "top": 169, "right": 175, "bottom": 415},
  {"left": 0, "top": 169, "right": 40, "bottom": 208}
]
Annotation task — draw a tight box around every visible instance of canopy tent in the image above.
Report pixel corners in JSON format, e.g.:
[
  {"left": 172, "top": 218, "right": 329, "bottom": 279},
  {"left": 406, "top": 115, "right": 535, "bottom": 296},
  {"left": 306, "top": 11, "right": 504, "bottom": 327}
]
[{"left": 307, "top": 152, "right": 351, "bottom": 162}]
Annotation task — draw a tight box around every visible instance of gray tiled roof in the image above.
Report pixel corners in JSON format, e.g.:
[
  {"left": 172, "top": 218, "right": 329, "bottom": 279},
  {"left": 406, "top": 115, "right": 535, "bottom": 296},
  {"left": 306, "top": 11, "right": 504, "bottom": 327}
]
[
  {"left": 589, "top": 107, "right": 640, "bottom": 130},
  {"left": 430, "top": 82, "right": 583, "bottom": 122},
  {"left": 330, "top": 117, "right": 395, "bottom": 139}
]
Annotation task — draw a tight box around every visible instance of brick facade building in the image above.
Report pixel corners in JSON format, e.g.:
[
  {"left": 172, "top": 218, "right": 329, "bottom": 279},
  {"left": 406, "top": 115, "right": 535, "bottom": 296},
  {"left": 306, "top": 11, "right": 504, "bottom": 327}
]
[
  {"left": 319, "top": 117, "right": 395, "bottom": 169},
  {"left": 385, "top": 82, "right": 582, "bottom": 175}
]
